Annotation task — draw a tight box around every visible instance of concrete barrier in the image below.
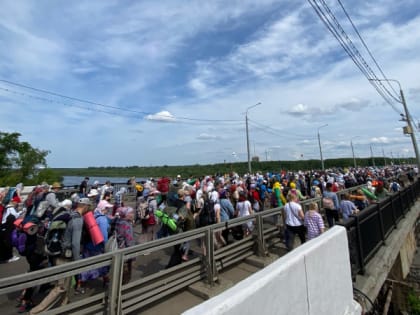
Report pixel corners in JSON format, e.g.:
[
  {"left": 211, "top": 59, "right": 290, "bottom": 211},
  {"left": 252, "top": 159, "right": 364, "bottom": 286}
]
[{"left": 182, "top": 226, "right": 361, "bottom": 315}]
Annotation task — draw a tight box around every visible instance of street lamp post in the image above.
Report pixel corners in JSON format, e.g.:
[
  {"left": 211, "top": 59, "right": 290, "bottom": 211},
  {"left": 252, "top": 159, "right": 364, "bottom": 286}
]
[
  {"left": 350, "top": 136, "right": 360, "bottom": 169},
  {"left": 245, "top": 102, "right": 261, "bottom": 174},
  {"left": 369, "top": 78, "right": 420, "bottom": 168},
  {"left": 370, "top": 144, "right": 376, "bottom": 167},
  {"left": 317, "top": 124, "right": 328, "bottom": 171}
]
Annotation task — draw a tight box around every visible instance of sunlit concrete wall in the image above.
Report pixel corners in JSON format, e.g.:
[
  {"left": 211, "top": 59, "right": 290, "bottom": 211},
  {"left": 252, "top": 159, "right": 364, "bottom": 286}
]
[{"left": 183, "top": 226, "right": 361, "bottom": 315}]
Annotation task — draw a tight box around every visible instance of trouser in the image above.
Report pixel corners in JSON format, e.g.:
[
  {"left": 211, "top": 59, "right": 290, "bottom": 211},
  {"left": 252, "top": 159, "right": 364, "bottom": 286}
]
[
  {"left": 325, "top": 209, "right": 339, "bottom": 227},
  {"left": 23, "top": 252, "right": 46, "bottom": 301},
  {"left": 122, "top": 260, "right": 132, "bottom": 285},
  {"left": 222, "top": 227, "right": 230, "bottom": 245},
  {"left": 0, "top": 220, "right": 14, "bottom": 261},
  {"left": 166, "top": 244, "right": 182, "bottom": 268},
  {"left": 140, "top": 224, "right": 158, "bottom": 243},
  {"left": 285, "top": 225, "right": 306, "bottom": 251}
]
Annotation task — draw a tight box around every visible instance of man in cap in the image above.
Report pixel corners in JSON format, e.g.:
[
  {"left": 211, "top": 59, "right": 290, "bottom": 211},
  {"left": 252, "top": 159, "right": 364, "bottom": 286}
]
[
  {"left": 79, "top": 177, "right": 89, "bottom": 197},
  {"left": 45, "top": 182, "right": 62, "bottom": 209},
  {"left": 31, "top": 198, "right": 92, "bottom": 312},
  {"left": 62, "top": 197, "right": 91, "bottom": 261}
]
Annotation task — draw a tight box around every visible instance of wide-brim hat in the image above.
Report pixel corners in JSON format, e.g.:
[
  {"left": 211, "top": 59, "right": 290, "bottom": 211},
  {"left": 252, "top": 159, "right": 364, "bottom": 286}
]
[
  {"left": 52, "top": 182, "right": 62, "bottom": 189},
  {"left": 88, "top": 189, "right": 99, "bottom": 197}
]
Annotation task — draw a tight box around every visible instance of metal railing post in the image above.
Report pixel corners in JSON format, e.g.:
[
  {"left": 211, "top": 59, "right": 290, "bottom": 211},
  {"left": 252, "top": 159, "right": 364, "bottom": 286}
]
[
  {"left": 390, "top": 195, "right": 398, "bottom": 229},
  {"left": 204, "top": 228, "right": 215, "bottom": 286},
  {"left": 256, "top": 215, "right": 266, "bottom": 256},
  {"left": 354, "top": 215, "right": 365, "bottom": 275},
  {"left": 107, "top": 252, "right": 124, "bottom": 315},
  {"left": 376, "top": 202, "right": 386, "bottom": 244}
]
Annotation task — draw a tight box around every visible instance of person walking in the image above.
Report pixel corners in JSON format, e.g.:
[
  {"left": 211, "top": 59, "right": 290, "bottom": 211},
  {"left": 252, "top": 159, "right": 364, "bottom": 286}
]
[
  {"left": 304, "top": 202, "right": 324, "bottom": 240},
  {"left": 322, "top": 182, "right": 340, "bottom": 227},
  {"left": 283, "top": 194, "right": 305, "bottom": 251}
]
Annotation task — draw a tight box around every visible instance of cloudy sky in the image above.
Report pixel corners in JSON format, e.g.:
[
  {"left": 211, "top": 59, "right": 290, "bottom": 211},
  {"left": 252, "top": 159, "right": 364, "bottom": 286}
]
[{"left": 0, "top": 0, "right": 419, "bottom": 168}]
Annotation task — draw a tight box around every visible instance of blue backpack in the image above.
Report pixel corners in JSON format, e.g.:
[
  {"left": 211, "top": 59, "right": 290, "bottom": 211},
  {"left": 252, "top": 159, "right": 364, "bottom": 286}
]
[{"left": 3, "top": 188, "right": 16, "bottom": 206}]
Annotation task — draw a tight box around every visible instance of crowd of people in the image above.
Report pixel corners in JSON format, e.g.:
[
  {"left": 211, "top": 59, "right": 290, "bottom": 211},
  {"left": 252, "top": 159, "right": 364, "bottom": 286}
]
[{"left": 0, "top": 165, "right": 417, "bottom": 313}]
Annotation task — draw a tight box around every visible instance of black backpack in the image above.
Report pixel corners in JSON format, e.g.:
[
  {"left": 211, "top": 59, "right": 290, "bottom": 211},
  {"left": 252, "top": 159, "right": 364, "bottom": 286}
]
[{"left": 199, "top": 199, "right": 216, "bottom": 227}]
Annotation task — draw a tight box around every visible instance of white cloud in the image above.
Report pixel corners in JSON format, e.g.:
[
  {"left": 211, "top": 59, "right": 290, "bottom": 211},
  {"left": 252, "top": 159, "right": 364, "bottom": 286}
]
[
  {"left": 145, "top": 111, "right": 176, "bottom": 122},
  {"left": 371, "top": 137, "right": 389, "bottom": 144},
  {"left": 196, "top": 133, "right": 220, "bottom": 140},
  {"left": 287, "top": 103, "right": 309, "bottom": 116}
]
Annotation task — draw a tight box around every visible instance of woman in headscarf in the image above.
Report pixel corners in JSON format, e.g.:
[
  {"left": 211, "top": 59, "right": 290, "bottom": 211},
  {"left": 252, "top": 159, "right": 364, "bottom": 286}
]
[
  {"left": 77, "top": 199, "right": 113, "bottom": 293},
  {"left": 115, "top": 206, "right": 136, "bottom": 284}
]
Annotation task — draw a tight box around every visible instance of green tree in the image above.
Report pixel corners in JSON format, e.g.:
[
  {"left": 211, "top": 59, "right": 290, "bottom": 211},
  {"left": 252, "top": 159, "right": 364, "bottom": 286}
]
[{"left": 0, "top": 132, "right": 50, "bottom": 186}]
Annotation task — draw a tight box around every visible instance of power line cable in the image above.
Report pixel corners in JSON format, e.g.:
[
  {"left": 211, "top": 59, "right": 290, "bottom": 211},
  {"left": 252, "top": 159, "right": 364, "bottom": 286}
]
[
  {"left": 307, "top": 0, "right": 403, "bottom": 115},
  {"left": 0, "top": 79, "right": 242, "bottom": 123},
  {"left": 314, "top": 0, "right": 402, "bottom": 111},
  {"left": 336, "top": 0, "right": 400, "bottom": 100},
  {"left": 314, "top": 0, "right": 399, "bottom": 107},
  {"left": 248, "top": 118, "right": 317, "bottom": 140}
]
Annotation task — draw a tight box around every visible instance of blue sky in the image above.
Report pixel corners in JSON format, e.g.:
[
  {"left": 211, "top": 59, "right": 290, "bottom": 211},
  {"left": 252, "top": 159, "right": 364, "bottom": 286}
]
[{"left": 0, "top": 0, "right": 419, "bottom": 168}]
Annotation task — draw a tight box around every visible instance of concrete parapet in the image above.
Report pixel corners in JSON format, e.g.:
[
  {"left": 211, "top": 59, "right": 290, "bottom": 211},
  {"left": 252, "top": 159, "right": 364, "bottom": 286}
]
[{"left": 182, "top": 226, "right": 361, "bottom": 315}]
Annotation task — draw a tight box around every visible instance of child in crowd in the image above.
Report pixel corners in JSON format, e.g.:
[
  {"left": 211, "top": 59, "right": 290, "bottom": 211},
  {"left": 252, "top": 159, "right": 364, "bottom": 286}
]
[{"left": 304, "top": 202, "right": 325, "bottom": 240}]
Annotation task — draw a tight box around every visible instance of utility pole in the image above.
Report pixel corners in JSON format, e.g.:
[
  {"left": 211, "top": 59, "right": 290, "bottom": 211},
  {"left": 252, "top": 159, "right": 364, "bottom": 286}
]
[
  {"left": 350, "top": 136, "right": 359, "bottom": 169},
  {"left": 400, "top": 87, "right": 420, "bottom": 167},
  {"left": 382, "top": 147, "right": 386, "bottom": 166},
  {"left": 369, "top": 78, "right": 420, "bottom": 167},
  {"left": 317, "top": 124, "right": 328, "bottom": 170},
  {"left": 370, "top": 144, "right": 376, "bottom": 167},
  {"left": 245, "top": 102, "right": 261, "bottom": 174}
]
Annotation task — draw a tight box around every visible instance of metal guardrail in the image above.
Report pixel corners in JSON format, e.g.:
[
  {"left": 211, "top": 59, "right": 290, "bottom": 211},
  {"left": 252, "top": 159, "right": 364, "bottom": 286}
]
[
  {"left": 338, "top": 178, "right": 420, "bottom": 277},
  {"left": 0, "top": 181, "right": 418, "bottom": 314}
]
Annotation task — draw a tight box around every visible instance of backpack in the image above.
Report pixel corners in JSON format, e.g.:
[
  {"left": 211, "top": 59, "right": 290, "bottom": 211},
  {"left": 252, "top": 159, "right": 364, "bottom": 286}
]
[
  {"left": 271, "top": 192, "right": 279, "bottom": 207},
  {"left": 141, "top": 199, "right": 156, "bottom": 228},
  {"left": 322, "top": 197, "right": 334, "bottom": 210},
  {"left": 11, "top": 217, "right": 43, "bottom": 256},
  {"left": 157, "top": 178, "right": 170, "bottom": 194},
  {"left": 44, "top": 207, "right": 72, "bottom": 257},
  {"left": 11, "top": 228, "right": 28, "bottom": 256},
  {"left": 199, "top": 199, "right": 215, "bottom": 227},
  {"left": 155, "top": 206, "right": 179, "bottom": 233},
  {"left": 3, "top": 188, "right": 16, "bottom": 206},
  {"left": 28, "top": 192, "right": 55, "bottom": 219},
  {"left": 24, "top": 187, "right": 44, "bottom": 212}
]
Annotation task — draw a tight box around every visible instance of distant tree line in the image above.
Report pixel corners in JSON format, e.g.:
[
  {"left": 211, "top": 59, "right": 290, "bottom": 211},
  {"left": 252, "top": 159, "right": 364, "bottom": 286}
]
[
  {"left": 1, "top": 131, "right": 415, "bottom": 186},
  {"left": 53, "top": 156, "right": 416, "bottom": 180}
]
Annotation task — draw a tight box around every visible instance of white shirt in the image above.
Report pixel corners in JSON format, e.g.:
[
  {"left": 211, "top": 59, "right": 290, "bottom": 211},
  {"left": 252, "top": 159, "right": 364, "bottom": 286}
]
[
  {"left": 2, "top": 205, "right": 20, "bottom": 224},
  {"left": 210, "top": 190, "right": 219, "bottom": 203},
  {"left": 236, "top": 200, "right": 252, "bottom": 218},
  {"left": 284, "top": 201, "right": 303, "bottom": 226}
]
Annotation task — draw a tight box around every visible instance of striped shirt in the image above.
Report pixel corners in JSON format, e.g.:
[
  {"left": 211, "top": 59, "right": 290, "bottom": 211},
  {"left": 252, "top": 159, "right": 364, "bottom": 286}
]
[{"left": 304, "top": 211, "right": 324, "bottom": 240}]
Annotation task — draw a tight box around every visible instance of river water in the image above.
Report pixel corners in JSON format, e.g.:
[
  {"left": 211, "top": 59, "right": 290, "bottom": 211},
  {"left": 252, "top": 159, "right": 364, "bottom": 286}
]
[{"left": 62, "top": 176, "right": 137, "bottom": 187}]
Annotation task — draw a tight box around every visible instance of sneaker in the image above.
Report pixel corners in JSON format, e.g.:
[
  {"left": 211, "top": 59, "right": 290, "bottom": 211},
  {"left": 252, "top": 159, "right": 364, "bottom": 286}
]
[
  {"left": 8, "top": 256, "right": 20, "bottom": 263},
  {"left": 74, "top": 287, "right": 86, "bottom": 295},
  {"left": 17, "top": 301, "right": 32, "bottom": 313}
]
